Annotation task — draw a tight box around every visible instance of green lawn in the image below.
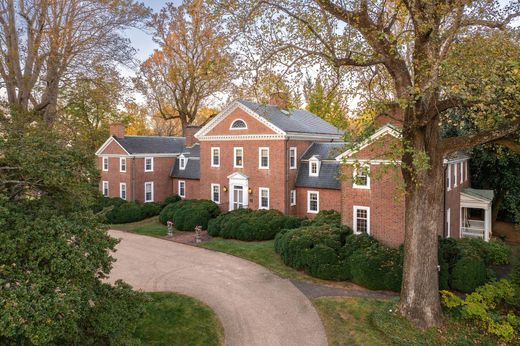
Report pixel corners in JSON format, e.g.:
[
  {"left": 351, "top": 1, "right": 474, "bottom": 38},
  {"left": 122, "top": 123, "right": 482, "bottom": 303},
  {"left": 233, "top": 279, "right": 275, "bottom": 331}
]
[
  {"left": 135, "top": 292, "right": 224, "bottom": 346},
  {"left": 313, "top": 296, "right": 498, "bottom": 346},
  {"left": 111, "top": 217, "right": 168, "bottom": 237}
]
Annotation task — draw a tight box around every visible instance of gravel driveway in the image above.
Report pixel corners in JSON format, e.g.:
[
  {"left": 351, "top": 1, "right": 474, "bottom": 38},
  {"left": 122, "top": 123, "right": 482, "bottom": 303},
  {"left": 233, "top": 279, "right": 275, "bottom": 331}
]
[{"left": 107, "top": 230, "right": 328, "bottom": 346}]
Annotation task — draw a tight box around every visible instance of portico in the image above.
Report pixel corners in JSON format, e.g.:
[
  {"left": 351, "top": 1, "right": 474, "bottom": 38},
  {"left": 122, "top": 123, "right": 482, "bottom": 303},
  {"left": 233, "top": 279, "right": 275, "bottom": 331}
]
[{"left": 460, "top": 188, "right": 494, "bottom": 241}]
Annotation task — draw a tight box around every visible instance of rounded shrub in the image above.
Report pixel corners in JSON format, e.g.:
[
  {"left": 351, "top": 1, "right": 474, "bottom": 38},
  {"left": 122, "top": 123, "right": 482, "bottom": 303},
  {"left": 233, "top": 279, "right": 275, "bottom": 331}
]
[
  {"left": 450, "top": 256, "right": 488, "bottom": 293},
  {"left": 159, "top": 202, "right": 181, "bottom": 224},
  {"left": 161, "top": 194, "right": 182, "bottom": 209},
  {"left": 160, "top": 200, "right": 220, "bottom": 231},
  {"left": 106, "top": 202, "right": 145, "bottom": 224}
]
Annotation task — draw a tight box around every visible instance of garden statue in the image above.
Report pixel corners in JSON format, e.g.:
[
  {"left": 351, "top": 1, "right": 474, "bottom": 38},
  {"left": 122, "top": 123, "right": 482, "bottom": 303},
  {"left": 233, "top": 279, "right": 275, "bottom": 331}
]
[
  {"left": 195, "top": 225, "right": 202, "bottom": 243},
  {"left": 167, "top": 220, "right": 174, "bottom": 237}
]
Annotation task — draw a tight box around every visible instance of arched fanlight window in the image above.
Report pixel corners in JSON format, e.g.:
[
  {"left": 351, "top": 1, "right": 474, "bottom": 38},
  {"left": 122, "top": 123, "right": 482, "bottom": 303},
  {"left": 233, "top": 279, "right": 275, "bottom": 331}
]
[{"left": 230, "top": 119, "right": 247, "bottom": 129}]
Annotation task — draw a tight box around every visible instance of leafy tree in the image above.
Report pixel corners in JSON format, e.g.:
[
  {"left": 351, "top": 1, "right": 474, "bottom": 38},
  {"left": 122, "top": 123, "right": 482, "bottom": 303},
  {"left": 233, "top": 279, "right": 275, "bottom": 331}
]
[
  {"left": 0, "top": 114, "right": 145, "bottom": 344},
  {"left": 216, "top": 0, "right": 520, "bottom": 327},
  {"left": 136, "top": 0, "right": 234, "bottom": 135},
  {"left": 304, "top": 76, "right": 349, "bottom": 129}
]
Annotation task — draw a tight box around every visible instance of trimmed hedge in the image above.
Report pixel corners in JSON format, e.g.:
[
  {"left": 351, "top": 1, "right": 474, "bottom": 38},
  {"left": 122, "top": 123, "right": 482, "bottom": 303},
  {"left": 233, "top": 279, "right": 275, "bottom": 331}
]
[
  {"left": 208, "top": 209, "right": 303, "bottom": 241},
  {"left": 96, "top": 197, "right": 162, "bottom": 224},
  {"left": 159, "top": 199, "right": 220, "bottom": 231},
  {"left": 301, "top": 209, "right": 342, "bottom": 227}
]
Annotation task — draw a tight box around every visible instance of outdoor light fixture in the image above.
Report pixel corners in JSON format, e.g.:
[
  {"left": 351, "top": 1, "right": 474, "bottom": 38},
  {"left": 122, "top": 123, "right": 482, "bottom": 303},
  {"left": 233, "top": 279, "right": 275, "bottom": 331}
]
[
  {"left": 248, "top": 188, "right": 253, "bottom": 194},
  {"left": 223, "top": 186, "right": 228, "bottom": 192}
]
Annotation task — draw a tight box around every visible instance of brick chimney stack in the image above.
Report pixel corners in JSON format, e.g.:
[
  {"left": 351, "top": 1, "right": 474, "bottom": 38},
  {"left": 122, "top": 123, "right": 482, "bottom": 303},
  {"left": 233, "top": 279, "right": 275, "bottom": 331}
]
[
  {"left": 110, "top": 123, "right": 125, "bottom": 138},
  {"left": 184, "top": 125, "right": 201, "bottom": 147},
  {"left": 269, "top": 92, "right": 289, "bottom": 109}
]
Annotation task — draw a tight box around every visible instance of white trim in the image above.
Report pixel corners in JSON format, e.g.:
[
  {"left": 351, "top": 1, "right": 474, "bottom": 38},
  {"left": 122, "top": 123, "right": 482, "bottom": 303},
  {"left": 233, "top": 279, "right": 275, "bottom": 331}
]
[
  {"left": 447, "top": 164, "right": 451, "bottom": 191},
  {"left": 258, "top": 147, "right": 269, "bottom": 169},
  {"left": 286, "top": 132, "right": 342, "bottom": 140},
  {"left": 211, "top": 183, "right": 220, "bottom": 204},
  {"left": 144, "top": 157, "right": 154, "bottom": 172},
  {"left": 259, "top": 187, "right": 270, "bottom": 209},
  {"left": 460, "top": 161, "right": 464, "bottom": 184},
  {"left": 453, "top": 163, "right": 458, "bottom": 188},
  {"left": 335, "top": 124, "right": 401, "bottom": 161},
  {"left": 290, "top": 190, "right": 296, "bottom": 206},
  {"left": 289, "top": 147, "right": 297, "bottom": 169},
  {"left": 234, "top": 147, "right": 244, "bottom": 168},
  {"left": 227, "top": 172, "right": 249, "bottom": 180},
  {"left": 211, "top": 147, "right": 220, "bottom": 167},
  {"left": 341, "top": 159, "right": 401, "bottom": 165},
  {"left": 353, "top": 206, "right": 370, "bottom": 235},
  {"left": 120, "top": 182, "right": 126, "bottom": 200},
  {"left": 119, "top": 157, "right": 126, "bottom": 172},
  {"left": 198, "top": 134, "right": 286, "bottom": 141},
  {"left": 230, "top": 118, "right": 248, "bottom": 130},
  {"left": 102, "top": 181, "right": 109, "bottom": 197},
  {"left": 178, "top": 180, "right": 186, "bottom": 198},
  {"left": 353, "top": 165, "right": 370, "bottom": 189},
  {"left": 446, "top": 208, "right": 451, "bottom": 238},
  {"left": 144, "top": 182, "right": 154, "bottom": 202},
  {"left": 97, "top": 153, "right": 180, "bottom": 158},
  {"left": 307, "top": 191, "right": 319, "bottom": 213},
  {"left": 309, "top": 157, "right": 320, "bottom": 177},
  {"left": 102, "top": 156, "right": 109, "bottom": 171},
  {"left": 464, "top": 161, "right": 468, "bottom": 182},
  {"left": 95, "top": 136, "right": 130, "bottom": 156},
  {"left": 179, "top": 155, "right": 187, "bottom": 170}
]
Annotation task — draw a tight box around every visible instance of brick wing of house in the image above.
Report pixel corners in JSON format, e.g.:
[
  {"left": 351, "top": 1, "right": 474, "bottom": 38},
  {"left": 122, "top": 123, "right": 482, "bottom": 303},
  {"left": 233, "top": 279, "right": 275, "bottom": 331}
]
[{"left": 96, "top": 99, "right": 494, "bottom": 246}]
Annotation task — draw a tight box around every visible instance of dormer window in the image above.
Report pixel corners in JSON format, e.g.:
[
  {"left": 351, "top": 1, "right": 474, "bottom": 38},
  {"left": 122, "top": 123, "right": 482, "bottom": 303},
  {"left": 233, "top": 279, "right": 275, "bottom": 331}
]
[
  {"left": 230, "top": 119, "right": 247, "bottom": 129},
  {"left": 179, "top": 155, "right": 187, "bottom": 170},
  {"left": 309, "top": 157, "right": 320, "bottom": 177}
]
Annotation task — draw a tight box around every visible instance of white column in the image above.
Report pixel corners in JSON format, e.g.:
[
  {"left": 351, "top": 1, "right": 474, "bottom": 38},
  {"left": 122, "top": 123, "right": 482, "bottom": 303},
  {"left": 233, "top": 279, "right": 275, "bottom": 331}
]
[{"left": 484, "top": 205, "right": 492, "bottom": 242}]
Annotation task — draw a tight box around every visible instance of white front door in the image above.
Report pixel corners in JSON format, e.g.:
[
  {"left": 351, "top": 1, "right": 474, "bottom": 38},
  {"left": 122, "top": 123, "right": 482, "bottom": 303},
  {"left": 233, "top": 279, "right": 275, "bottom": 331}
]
[
  {"left": 232, "top": 185, "right": 245, "bottom": 210},
  {"left": 228, "top": 172, "right": 249, "bottom": 211}
]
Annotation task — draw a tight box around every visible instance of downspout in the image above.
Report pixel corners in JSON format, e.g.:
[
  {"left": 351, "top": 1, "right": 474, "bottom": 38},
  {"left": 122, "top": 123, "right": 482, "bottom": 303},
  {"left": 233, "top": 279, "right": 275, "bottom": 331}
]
[
  {"left": 284, "top": 138, "right": 289, "bottom": 214},
  {"left": 443, "top": 163, "right": 448, "bottom": 238},
  {"left": 132, "top": 157, "right": 136, "bottom": 202}
]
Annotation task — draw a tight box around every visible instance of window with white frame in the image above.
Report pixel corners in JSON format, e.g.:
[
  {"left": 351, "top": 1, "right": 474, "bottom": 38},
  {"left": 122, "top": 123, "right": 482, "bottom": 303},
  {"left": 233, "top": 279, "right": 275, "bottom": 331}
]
[
  {"left": 178, "top": 180, "right": 186, "bottom": 198},
  {"left": 144, "top": 182, "right": 154, "bottom": 202},
  {"left": 120, "top": 183, "right": 126, "bottom": 200},
  {"left": 446, "top": 163, "right": 451, "bottom": 191},
  {"left": 102, "top": 157, "right": 109, "bottom": 171},
  {"left": 234, "top": 147, "right": 243, "bottom": 168},
  {"left": 179, "top": 155, "right": 187, "bottom": 170},
  {"left": 120, "top": 157, "right": 126, "bottom": 172},
  {"left": 230, "top": 119, "right": 247, "bottom": 129},
  {"left": 353, "top": 206, "right": 370, "bottom": 234},
  {"left": 144, "top": 157, "right": 154, "bottom": 172},
  {"left": 446, "top": 208, "right": 451, "bottom": 237},
  {"left": 309, "top": 158, "right": 320, "bottom": 177},
  {"left": 353, "top": 165, "right": 370, "bottom": 189},
  {"left": 259, "top": 188, "right": 269, "bottom": 209},
  {"left": 460, "top": 161, "right": 464, "bottom": 184},
  {"left": 290, "top": 190, "right": 296, "bottom": 206},
  {"left": 464, "top": 161, "right": 468, "bottom": 182},
  {"left": 259, "top": 147, "right": 269, "bottom": 169},
  {"left": 211, "top": 184, "right": 220, "bottom": 204},
  {"left": 454, "top": 163, "right": 458, "bottom": 187},
  {"left": 307, "top": 191, "right": 319, "bottom": 213},
  {"left": 211, "top": 147, "right": 220, "bottom": 167},
  {"left": 102, "top": 181, "right": 109, "bottom": 197},
  {"left": 289, "top": 147, "right": 297, "bottom": 169}
]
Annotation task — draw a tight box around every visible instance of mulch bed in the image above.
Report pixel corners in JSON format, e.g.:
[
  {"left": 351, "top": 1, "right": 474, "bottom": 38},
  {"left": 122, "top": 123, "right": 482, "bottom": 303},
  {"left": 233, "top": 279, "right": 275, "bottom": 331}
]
[{"left": 161, "top": 230, "right": 212, "bottom": 246}]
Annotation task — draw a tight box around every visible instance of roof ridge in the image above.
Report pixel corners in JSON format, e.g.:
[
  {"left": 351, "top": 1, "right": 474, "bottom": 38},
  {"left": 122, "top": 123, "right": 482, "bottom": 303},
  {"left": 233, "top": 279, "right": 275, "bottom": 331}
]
[{"left": 123, "top": 135, "right": 185, "bottom": 139}]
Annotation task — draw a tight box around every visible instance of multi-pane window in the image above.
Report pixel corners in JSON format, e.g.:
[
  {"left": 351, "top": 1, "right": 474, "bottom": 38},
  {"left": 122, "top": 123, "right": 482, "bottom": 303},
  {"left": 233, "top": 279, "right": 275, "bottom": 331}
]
[
  {"left": 259, "top": 147, "right": 269, "bottom": 169},
  {"left": 120, "top": 157, "right": 126, "bottom": 172},
  {"left": 353, "top": 165, "right": 370, "bottom": 189},
  {"left": 144, "top": 157, "right": 153, "bottom": 172},
  {"left": 102, "top": 157, "right": 109, "bottom": 171},
  {"left": 446, "top": 164, "right": 451, "bottom": 190},
  {"left": 290, "top": 190, "right": 296, "bottom": 206},
  {"left": 144, "top": 182, "right": 154, "bottom": 202},
  {"left": 354, "top": 206, "right": 370, "bottom": 234},
  {"left": 289, "top": 147, "right": 297, "bottom": 169},
  {"left": 178, "top": 181, "right": 186, "bottom": 198},
  {"left": 307, "top": 191, "right": 319, "bottom": 213},
  {"left": 454, "top": 163, "right": 458, "bottom": 187},
  {"left": 259, "top": 188, "right": 269, "bottom": 209},
  {"left": 211, "top": 184, "right": 220, "bottom": 204},
  {"left": 120, "top": 183, "right": 126, "bottom": 200},
  {"left": 309, "top": 159, "right": 319, "bottom": 176},
  {"left": 211, "top": 147, "right": 220, "bottom": 167},
  {"left": 102, "top": 181, "right": 109, "bottom": 197},
  {"left": 179, "top": 156, "right": 186, "bottom": 170},
  {"left": 231, "top": 119, "right": 247, "bottom": 129},
  {"left": 234, "top": 147, "right": 244, "bottom": 168}
]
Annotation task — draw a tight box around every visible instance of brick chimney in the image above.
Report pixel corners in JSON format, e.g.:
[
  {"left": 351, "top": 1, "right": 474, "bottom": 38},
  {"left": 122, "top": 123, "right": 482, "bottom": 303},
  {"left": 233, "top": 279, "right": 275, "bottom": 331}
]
[
  {"left": 184, "top": 125, "right": 201, "bottom": 147},
  {"left": 269, "top": 92, "right": 289, "bottom": 109},
  {"left": 109, "top": 123, "right": 125, "bottom": 138}
]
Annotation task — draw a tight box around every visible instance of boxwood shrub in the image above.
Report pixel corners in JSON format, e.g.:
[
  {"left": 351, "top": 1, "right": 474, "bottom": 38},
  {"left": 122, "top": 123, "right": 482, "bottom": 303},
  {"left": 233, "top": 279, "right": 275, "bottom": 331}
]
[
  {"left": 104, "top": 200, "right": 161, "bottom": 224},
  {"left": 159, "top": 199, "right": 220, "bottom": 231},
  {"left": 208, "top": 209, "right": 304, "bottom": 241},
  {"left": 161, "top": 194, "right": 182, "bottom": 209}
]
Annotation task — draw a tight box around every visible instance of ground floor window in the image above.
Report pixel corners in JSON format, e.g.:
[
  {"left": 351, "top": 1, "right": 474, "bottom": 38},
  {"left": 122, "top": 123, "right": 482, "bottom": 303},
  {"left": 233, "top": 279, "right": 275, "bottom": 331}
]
[
  {"left": 211, "top": 184, "right": 220, "bottom": 204},
  {"left": 178, "top": 180, "right": 186, "bottom": 198},
  {"left": 259, "top": 187, "right": 269, "bottom": 209},
  {"left": 290, "top": 190, "right": 296, "bottom": 206},
  {"left": 144, "top": 182, "right": 154, "bottom": 202},
  {"left": 102, "top": 181, "right": 109, "bottom": 197},
  {"left": 353, "top": 206, "right": 370, "bottom": 234},
  {"left": 307, "top": 191, "right": 319, "bottom": 213},
  {"left": 120, "top": 182, "right": 126, "bottom": 200}
]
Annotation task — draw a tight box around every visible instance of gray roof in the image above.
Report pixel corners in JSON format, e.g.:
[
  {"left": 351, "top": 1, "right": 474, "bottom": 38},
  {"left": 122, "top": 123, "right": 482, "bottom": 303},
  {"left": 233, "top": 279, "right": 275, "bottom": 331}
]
[
  {"left": 301, "top": 142, "right": 347, "bottom": 161},
  {"left": 295, "top": 162, "right": 341, "bottom": 190},
  {"left": 445, "top": 151, "right": 470, "bottom": 162},
  {"left": 181, "top": 144, "right": 200, "bottom": 158},
  {"left": 171, "top": 157, "right": 200, "bottom": 180},
  {"left": 463, "top": 188, "right": 494, "bottom": 202},
  {"left": 114, "top": 136, "right": 185, "bottom": 154},
  {"left": 238, "top": 100, "right": 344, "bottom": 136}
]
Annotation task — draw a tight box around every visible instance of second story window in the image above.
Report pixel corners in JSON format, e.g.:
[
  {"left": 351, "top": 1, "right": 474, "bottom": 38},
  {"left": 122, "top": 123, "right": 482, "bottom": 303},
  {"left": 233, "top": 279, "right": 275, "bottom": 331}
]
[
  {"left": 454, "top": 163, "right": 458, "bottom": 187},
  {"left": 211, "top": 147, "right": 220, "bottom": 167},
  {"left": 234, "top": 147, "right": 243, "bottom": 168},
  {"left": 309, "top": 157, "right": 320, "bottom": 177},
  {"left": 259, "top": 147, "right": 269, "bottom": 169},
  {"left": 102, "top": 157, "right": 109, "bottom": 171},
  {"left": 289, "top": 147, "right": 297, "bottom": 169},
  {"left": 120, "top": 157, "right": 126, "bottom": 172},
  {"left": 353, "top": 165, "right": 370, "bottom": 189},
  {"left": 460, "top": 161, "right": 464, "bottom": 184},
  {"left": 144, "top": 157, "right": 154, "bottom": 172},
  {"left": 179, "top": 155, "right": 187, "bottom": 170},
  {"left": 446, "top": 163, "right": 451, "bottom": 191}
]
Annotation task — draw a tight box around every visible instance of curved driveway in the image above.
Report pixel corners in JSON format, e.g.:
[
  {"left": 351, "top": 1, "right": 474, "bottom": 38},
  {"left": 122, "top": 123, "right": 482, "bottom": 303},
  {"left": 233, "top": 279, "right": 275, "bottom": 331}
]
[{"left": 108, "top": 230, "right": 328, "bottom": 346}]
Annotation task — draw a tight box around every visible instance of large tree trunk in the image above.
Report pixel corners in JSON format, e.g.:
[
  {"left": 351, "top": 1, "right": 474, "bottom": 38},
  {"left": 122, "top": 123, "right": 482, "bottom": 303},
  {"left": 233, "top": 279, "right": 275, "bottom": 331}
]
[{"left": 399, "top": 122, "right": 444, "bottom": 328}]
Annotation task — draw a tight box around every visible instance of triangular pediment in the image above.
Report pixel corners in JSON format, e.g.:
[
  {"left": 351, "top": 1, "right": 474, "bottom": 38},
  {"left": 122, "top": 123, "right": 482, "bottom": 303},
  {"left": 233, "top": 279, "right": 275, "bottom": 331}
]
[{"left": 227, "top": 172, "right": 249, "bottom": 180}]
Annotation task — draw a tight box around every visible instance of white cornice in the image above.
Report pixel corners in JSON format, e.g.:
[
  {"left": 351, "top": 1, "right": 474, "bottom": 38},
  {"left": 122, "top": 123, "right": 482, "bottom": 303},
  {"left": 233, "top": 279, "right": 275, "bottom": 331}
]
[
  {"left": 335, "top": 125, "right": 402, "bottom": 161},
  {"left": 95, "top": 137, "right": 130, "bottom": 156},
  {"left": 198, "top": 134, "right": 286, "bottom": 141}
]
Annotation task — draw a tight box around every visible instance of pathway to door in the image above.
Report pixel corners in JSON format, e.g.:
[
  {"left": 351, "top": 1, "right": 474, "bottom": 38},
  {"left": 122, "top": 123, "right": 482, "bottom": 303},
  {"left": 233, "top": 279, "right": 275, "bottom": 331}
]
[{"left": 107, "top": 230, "right": 328, "bottom": 346}]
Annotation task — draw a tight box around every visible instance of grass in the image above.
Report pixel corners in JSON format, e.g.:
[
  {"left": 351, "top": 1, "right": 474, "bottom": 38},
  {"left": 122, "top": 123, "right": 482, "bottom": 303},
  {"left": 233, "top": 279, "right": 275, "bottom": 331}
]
[
  {"left": 110, "top": 217, "right": 168, "bottom": 237},
  {"left": 313, "top": 296, "right": 499, "bottom": 346},
  {"left": 134, "top": 292, "right": 224, "bottom": 346}
]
